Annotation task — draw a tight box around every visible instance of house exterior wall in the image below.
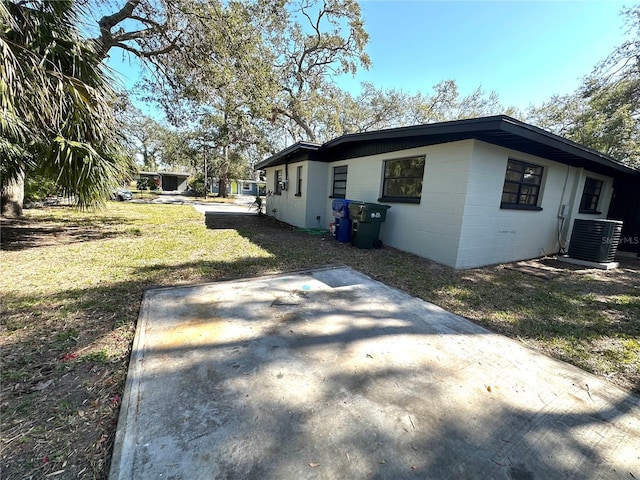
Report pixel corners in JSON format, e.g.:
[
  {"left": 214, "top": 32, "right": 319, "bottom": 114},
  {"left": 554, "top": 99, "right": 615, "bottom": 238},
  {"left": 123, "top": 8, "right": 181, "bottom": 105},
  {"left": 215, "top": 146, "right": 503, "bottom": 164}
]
[
  {"left": 209, "top": 183, "right": 231, "bottom": 195},
  {"left": 176, "top": 177, "right": 188, "bottom": 191},
  {"left": 455, "top": 140, "right": 614, "bottom": 269},
  {"left": 238, "top": 181, "right": 259, "bottom": 196},
  {"left": 263, "top": 140, "right": 615, "bottom": 269},
  {"left": 266, "top": 161, "right": 330, "bottom": 228},
  {"left": 321, "top": 142, "right": 473, "bottom": 267},
  {"left": 305, "top": 161, "right": 329, "bottom": 228}
]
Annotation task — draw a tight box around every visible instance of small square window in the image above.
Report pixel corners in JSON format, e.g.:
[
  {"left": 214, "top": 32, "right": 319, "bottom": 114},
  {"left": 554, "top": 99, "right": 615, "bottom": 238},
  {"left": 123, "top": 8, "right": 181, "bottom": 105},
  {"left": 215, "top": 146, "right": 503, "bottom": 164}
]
[
  {"left": 380, "top": 155, "right": 425, "bottom": 203},
  {"left": 501, "top": 159, "right": 544, "bottom": 210}
]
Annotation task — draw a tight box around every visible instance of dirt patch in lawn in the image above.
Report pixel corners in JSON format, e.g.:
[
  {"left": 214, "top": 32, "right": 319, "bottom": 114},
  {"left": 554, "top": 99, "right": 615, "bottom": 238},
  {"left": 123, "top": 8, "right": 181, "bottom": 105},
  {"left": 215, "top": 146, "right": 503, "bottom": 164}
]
[{"left": 1, "top": 205, "right": 638, "bottom": 479}]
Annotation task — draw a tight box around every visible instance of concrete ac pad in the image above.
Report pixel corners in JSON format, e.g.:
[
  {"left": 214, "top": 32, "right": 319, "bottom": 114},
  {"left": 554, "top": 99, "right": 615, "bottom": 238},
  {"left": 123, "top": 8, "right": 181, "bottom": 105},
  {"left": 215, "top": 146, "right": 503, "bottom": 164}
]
[{"left": 109, "top": 267, "right": 640, "bottom": 479}]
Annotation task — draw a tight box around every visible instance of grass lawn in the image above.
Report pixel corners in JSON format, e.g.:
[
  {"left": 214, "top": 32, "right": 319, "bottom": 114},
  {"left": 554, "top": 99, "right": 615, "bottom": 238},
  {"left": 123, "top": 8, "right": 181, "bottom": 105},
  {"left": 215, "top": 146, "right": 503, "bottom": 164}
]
[
  {"left": 128, "top": 189, "right": 160, "bottom": 201},
  {"left": 1, "top": 202, "right": 639, "bottom": 479}
]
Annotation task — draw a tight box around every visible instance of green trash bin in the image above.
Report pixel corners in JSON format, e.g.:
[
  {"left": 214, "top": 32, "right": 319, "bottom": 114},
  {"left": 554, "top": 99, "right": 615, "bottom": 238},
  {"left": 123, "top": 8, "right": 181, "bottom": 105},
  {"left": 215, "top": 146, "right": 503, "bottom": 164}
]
[{"left": 348, "top": 202, "right": 391, "bottom": 249}]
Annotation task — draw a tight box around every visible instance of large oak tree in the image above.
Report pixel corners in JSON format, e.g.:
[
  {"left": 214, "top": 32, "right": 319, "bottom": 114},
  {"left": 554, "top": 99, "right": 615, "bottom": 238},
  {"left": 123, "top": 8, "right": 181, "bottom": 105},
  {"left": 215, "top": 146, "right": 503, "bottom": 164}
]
[{"left": 526, "top": 4, "right": 639, "bottom": 168}]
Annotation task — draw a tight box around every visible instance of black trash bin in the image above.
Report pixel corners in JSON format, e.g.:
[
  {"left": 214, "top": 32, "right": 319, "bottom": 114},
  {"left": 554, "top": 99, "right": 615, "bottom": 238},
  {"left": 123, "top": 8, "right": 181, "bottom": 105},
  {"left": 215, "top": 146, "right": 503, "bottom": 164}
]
[
  {"left": 348, "top": 202, "right": 391, "bottom": 249},
  {"left": 331, "top": 199, "right": 352, "bottom": 243}
]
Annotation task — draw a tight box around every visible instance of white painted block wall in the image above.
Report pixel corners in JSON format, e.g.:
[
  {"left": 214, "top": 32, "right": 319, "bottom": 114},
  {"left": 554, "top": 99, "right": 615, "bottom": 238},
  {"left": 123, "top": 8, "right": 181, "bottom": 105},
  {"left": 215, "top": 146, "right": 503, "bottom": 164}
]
[
  {"left": 564, "top": 170, "right": 614, "bottom": 246},
  {"left": 456, "top": 141, "right": 613, "bottom": 269},
  {"left": 304, "top": 161, "right": 329, "bottom": 229},
  {"left": 264, "top": 139, "right": 614, "bottom": 269},
  {"left": 265, "top": 160, "right": 331, "bottom": 228},
  {"left": 323, "top": 142, "right": 474, "bottom": 267}
]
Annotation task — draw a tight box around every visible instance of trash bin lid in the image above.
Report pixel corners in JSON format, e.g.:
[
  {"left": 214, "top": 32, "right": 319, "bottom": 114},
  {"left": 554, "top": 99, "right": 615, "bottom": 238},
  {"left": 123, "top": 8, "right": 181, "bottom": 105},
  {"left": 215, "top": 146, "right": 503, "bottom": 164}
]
[
  {"left": 348, "top": 202, "right": 390, "bottom": 212},
  {"left": 348, "top": 201, "right": 364, "bottom": 212},
  {"left": 332, "top": 198, "right": 352, "bottom": 210}
]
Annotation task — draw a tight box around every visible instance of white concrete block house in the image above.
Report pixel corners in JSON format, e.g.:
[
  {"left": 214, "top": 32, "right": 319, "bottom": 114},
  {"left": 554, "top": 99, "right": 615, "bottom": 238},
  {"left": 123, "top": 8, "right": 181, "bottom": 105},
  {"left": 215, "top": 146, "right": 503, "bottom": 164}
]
[{"left": 256, "top": 116, "right": 639, "bottom": 269}]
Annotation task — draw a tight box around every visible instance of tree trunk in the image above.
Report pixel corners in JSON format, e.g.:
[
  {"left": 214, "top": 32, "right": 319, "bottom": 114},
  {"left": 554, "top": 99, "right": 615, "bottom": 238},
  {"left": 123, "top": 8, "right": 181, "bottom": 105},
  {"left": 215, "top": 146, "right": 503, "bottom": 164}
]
[
  {"left": 218, "top": 145, "right": 230, "bottom": 198},
  {"left": 218, "top": 177, "right": 228, "bottom": 198},
  {"left": 1, "top": 171, "right": 25, "bottom": 217}
]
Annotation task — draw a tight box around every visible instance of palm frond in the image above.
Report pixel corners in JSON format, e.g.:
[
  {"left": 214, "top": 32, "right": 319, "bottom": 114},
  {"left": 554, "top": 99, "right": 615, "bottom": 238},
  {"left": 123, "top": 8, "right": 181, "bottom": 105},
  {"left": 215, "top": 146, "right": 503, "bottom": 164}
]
[{"left": 1, "top": 0, "right": 134, "bottom": 208}]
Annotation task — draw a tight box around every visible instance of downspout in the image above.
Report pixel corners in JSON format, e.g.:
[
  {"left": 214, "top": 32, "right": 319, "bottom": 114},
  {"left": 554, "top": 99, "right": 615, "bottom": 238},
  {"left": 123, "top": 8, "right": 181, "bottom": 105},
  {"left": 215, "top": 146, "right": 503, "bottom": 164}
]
[
  {"left": 556, "top": 165, "right": 571, "bottom": 254},
  {"left": 558, "top": 165, "right": 583, "bottom": 255},
  {"left": 284, "top": 161, "right": 289, "bottom": 221}
]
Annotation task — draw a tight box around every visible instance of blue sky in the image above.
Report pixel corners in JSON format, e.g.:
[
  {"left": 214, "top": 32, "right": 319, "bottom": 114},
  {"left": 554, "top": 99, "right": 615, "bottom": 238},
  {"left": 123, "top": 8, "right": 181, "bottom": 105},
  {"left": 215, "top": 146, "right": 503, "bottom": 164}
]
[
  {"left": 108, "top": 0, "right": 630, "bottom": 117},
  {"left": 334, "top": 0, "right": 629, "bottom": 110}
]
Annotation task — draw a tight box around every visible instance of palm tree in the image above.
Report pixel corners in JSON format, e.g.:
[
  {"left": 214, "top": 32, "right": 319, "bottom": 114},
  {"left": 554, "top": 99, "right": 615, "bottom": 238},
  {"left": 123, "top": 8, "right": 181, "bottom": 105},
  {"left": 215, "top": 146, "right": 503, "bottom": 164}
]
[{"left": 1, "top": 0, "right": 134, "bottom": 216}]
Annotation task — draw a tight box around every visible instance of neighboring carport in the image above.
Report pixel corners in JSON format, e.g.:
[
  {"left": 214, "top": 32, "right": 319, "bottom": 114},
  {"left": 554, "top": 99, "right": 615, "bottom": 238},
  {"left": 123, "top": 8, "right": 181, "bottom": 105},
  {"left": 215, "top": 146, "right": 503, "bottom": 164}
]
[
  {"left": 159, "top": 172, "right": 189, "bottom": 192},
  {"left": 109, "top": 267, "right": 640, "bottom": 479}
]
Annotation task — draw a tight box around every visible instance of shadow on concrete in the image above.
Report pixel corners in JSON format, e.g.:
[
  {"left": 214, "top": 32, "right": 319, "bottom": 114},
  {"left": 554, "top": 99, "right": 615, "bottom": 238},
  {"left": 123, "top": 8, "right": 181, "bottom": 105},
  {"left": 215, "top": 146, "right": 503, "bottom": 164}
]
[
  {"left": 3, "top": 208, "right": 639, "bottom": 479},
  {"left": 110, "top": 268, "right": 640, "bottom": 479}
]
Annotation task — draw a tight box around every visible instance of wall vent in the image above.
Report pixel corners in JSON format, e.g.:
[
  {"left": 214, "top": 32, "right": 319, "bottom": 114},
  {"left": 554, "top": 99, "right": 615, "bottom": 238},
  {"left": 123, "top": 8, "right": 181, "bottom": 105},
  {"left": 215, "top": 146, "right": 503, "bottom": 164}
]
[{"left": 568, "top": 219, "right": 623, "bottom": 263}]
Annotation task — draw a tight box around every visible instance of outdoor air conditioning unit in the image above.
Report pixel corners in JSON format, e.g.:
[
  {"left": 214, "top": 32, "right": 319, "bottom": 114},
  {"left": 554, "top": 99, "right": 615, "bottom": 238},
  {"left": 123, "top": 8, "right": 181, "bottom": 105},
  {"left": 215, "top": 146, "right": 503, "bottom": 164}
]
[{"left": 568, "top": 219, "right": 623, "bottom": 263}]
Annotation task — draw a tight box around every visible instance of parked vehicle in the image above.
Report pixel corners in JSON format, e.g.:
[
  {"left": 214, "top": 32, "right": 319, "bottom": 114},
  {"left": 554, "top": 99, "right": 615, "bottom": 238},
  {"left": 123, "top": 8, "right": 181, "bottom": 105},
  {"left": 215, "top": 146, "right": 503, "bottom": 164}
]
[{"left": 112, "top": 188, "right": 133, "bottom": 201}]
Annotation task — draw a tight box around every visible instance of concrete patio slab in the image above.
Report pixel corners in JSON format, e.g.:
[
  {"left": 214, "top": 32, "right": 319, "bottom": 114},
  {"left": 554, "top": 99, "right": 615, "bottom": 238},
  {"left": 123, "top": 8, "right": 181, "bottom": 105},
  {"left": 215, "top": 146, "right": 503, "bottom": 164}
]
[{"left": 109, "top": 267, "right": 640, "bottom": 480}]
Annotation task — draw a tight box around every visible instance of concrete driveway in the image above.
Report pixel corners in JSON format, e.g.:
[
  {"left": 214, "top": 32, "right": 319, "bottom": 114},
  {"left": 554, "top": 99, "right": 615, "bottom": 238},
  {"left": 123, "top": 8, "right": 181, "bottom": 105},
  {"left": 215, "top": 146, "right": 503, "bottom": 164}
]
[{"left": 109, "top": 267, "right": 640, "bottom": 479}]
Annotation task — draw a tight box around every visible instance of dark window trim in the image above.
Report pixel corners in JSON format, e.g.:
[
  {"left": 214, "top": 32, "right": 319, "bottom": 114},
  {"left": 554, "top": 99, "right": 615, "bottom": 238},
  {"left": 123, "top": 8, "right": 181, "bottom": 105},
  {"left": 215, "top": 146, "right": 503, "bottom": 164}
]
[
  {"left": 332, "top": 165, "right": 348, "bottom": 198},
  {"left": 579, "top": 210, "right": 602, "bottom": 215},
  {"left": 274, "top": 169, "right": 282, "bottom": 195},
  {"left": 579, "top": 177, "right": 604, "bottom": 214},
  {"left": 501, "top": 158, "right": 544, "bottom": 208},
  {"left": 382, "top": 155, "right": 425, "bottom": 200},
  {"left": 378, "top": 196, "right": 420, "bottom": 204},
  {"left": 500, "top": 203, "right": 543, "bottom": 211},
  {"left": 295, "top": 165, "right": 303, "bottom": 196}
]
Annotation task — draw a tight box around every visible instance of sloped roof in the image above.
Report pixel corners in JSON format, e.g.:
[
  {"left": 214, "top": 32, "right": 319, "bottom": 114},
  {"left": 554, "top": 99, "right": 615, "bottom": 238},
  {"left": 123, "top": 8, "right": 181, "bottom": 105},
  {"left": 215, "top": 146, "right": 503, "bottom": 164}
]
[{"left": 255, "top": 115, "right": 638, "bottom": 178}]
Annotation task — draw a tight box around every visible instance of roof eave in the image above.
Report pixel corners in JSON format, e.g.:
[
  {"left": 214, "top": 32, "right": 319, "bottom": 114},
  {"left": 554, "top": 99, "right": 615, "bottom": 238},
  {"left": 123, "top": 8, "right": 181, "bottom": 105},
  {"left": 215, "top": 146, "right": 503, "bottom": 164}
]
[
  {"left": 255, "top": 141, "right": 321, "bottom": 170},
  {"left": 322, "top": 115, "right": 505, "bottom": 149},
  {"left": 498, "top": 117, "right": 639, "bottom": 176},
  {"left": 256, "top": 116, "right": 639, "bottom": 178}
]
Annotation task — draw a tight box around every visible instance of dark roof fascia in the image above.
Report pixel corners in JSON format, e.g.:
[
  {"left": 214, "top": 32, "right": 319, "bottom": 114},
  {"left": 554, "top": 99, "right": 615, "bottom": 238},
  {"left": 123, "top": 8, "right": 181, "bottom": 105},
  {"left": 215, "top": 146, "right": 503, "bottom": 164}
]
[
  {"left": 496, "top": 116, "right": 638, "bottom": 177},
  {"left": 322, "top": 116, "right": 504, "bottom": 149},
  {"left": 158, "top": 172, "right": 190, "bottom": 178},
  {"left": 320, "top": 115, "right": 639, "bottom": 178},
  {"left": 256, "top": 116, "right": 639, "bottom": 178},
  {"left": 255, "top": 141, "right": 321, "bottom": 170}
]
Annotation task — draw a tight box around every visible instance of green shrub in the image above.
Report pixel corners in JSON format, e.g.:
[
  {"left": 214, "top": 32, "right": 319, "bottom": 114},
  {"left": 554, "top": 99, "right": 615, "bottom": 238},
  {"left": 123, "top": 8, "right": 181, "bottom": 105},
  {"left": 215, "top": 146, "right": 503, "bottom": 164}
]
[
  {"left": 24, "top": 174, "right": 60, "bottom": 202},
  {"left": 189, "top": 173, "right": 206, "bottom": 196},
  {"left": 136, "top": 177, "right": 158, "bottom": 191},
  {"left": 136, "top": 178, "right": 149, "bottom": 190}
]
